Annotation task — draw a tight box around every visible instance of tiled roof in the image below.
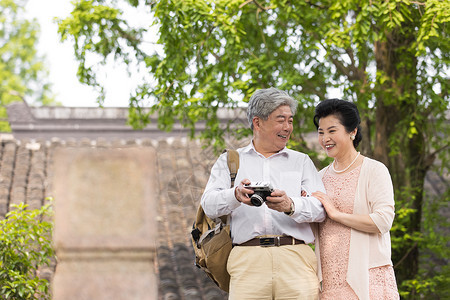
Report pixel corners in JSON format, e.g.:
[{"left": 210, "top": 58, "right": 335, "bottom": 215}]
[
  {"left": 7, "top": 101, "right": 247, "bottom": 141},
  {"left": 4, "top": 101, "right": 251, "bottom": 299},
  {"left": 154, "top": 137, "right": 248, "bottom": 299},
  {"left": 0, "top": 134, "right": 250, "bottom": 299}
]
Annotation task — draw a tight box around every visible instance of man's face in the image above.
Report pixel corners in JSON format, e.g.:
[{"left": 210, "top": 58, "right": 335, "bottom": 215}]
[{"left": 255, "top": 105, "right": 294, "bottom": 152}]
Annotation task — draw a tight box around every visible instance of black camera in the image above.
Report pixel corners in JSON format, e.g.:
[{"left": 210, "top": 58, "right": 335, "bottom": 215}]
[{"left": 246, "top": 182, "right": 274, "bottom": 207}]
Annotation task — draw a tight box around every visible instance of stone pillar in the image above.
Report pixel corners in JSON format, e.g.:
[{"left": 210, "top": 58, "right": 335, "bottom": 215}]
[{"left": 52, "top": 147, "right": 158, "bottom": 300}]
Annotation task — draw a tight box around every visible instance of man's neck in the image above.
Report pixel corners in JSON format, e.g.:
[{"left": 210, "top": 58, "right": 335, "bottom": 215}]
[{"left": 252, "top": 139, "right": 283, "bottom": 158}]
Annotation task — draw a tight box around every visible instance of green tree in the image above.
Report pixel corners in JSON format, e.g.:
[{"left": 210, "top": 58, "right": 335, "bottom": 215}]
[
  {"left": 58, "top": 0, "right": 449, "bottom": 297},
  {"left": 0, "top": 0, "right": 54, "bottom": 131},
  {"left": 0, "top": 201, "right": 54, "bottom": 299}
]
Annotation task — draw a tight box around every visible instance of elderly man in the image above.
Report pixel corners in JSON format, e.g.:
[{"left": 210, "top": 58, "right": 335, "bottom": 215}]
[{"left": 201, "top": 87, "right": 326, "bottom": 299}]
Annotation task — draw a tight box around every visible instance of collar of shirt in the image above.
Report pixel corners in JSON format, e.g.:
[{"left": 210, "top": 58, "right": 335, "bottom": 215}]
[{"left": 242, "top": 141, "right": 290, "bottom": 158}]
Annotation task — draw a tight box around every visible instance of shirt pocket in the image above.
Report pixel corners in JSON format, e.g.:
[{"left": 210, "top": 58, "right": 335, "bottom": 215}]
[{"left": 279, "top": 171, "right": 302, "bottom": 196}]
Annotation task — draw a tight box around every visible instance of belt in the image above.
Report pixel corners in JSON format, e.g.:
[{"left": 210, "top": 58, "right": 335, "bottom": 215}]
[{"left": 236, "top": 236, "right": 305, "bottom": 247}]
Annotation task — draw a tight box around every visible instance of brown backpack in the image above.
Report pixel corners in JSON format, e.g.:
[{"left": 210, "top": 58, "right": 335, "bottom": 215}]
[{"left": 191, "top": 149, "right": 239, "bottom": 292}]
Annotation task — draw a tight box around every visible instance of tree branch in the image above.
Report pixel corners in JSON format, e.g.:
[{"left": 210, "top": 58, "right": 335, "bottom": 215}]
[
  {"left": 304, "top": 0, "right": 326, "bottom": 9},
  {"left": 410, "top": 1, "right": 426, "bottom": 6},
  {"left": 329, "top": 56, "right": 353, "bottom": 79},
  {"left": 256, "top": 8, "right": 269, "bottom": 58},
  {"left": 197, "top": 26, "right": 216, "bottom": 62},
  {"left": 394, "top": 242, "right": 418, "bottom": 269},
  {"left": 252, "top": 0, "right": 271, "bottom": 11},
  {"left": 239, "top": 0, "right": 272, "bottom": 11},
  {"left": 344, "top": 47, "right": 366, "bottom": 80},
  {"left": 428, "top": 143, "right": 450, "bottom": 161},
  {"left": 239, "top": 0, "right": 253, "bottom": 9}
]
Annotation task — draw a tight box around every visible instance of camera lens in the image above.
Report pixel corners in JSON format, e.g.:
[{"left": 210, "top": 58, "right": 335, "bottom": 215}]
[{"left": 250, "top": 193, "right": 264, "bottom": 206}]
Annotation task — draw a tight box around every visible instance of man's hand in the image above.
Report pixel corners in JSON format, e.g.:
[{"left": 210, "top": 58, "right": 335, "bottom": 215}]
[
  {"left": 234, "top": 179, "right": 254, "bottom": 205},
  {"left": 266, "top": 189, "right": 292, "bottom": 213}
]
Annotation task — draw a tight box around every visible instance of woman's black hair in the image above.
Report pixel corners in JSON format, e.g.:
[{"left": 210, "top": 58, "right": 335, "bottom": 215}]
[{"left": 313, "top": 98, "right": 362, "bottom": 148}]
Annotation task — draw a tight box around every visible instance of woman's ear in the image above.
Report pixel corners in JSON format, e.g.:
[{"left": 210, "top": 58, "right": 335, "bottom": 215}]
[{"left": 351, "top": 128, "right": 358, "bottom": 137}]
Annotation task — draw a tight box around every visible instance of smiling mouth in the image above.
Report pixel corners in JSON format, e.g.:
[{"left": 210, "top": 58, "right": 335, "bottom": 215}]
[
  {"left": 325, "top": 144, "right": 335, "bottom": 149},
  {"left": 278, "top": 134, "right": 288, "bottom": 139}
]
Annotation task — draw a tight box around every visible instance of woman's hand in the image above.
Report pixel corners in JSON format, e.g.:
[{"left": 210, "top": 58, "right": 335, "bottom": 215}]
[
  {"left": 312, "top": 191, "right": 339, "bottom": 220},
  {"left": 312, "top": 191, "right": 380, "bottom": 233}
]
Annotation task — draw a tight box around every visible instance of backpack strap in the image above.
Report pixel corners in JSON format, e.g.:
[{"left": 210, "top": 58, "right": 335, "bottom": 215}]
[
  {"left": 216, "top": 149, "right": 239, "bottom": 225},
  {"left": 225, "top": 149, "right": 239, "bottom": 188}
]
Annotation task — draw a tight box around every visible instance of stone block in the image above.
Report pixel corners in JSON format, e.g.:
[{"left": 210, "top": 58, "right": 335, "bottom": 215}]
[
  {"left": 52, "top": 251, "right": 157, "bottom": 300},
  {"left": 52, "top": 147, "right": 158, "bottom": 299},
  {"left": 53, "top": 147, "right": 157, "bottom": 249}
]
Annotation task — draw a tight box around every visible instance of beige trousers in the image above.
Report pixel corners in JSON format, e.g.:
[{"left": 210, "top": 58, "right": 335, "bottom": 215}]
[{"left": 227, "top": 244, "right": 319, "bottom": 300}]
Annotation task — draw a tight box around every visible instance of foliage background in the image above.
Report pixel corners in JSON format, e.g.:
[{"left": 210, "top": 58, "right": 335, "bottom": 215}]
[
  {"left": 0, "top": 0, "right": 56, "bottom": 131},
  {"left": 0, "top": 201, "right": 54, "bottom": 300}
]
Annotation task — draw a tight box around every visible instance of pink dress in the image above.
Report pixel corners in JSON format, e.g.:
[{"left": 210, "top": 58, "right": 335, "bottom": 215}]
[{"left": 319, "top": 166, "right": 399, "bottom": 299}]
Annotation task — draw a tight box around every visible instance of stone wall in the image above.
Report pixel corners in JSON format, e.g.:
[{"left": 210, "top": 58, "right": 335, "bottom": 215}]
[
  {"left": 52, "top": 147, "right": 158, "bottom": 299},
  {"left": 0, "top": 136, "right": 248, "bottom": 299}
]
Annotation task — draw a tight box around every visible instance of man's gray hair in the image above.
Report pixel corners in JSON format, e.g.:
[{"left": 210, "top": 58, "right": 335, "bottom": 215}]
[{"left": 247, "top": 88, "right": 298, "bottom": 130}]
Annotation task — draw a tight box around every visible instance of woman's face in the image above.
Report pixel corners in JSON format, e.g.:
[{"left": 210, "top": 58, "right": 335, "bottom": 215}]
[{"left": 317, "top": 114, "right": 356, "bottom": 158}]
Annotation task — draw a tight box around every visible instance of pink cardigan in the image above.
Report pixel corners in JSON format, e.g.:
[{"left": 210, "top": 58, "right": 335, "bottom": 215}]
[{"left": 313, "top": 157, "right": 395, "bottom": 300}]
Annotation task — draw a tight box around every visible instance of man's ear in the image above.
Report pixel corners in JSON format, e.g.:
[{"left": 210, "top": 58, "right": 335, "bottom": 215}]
[{"left": 252, "top": 116, "right": 260, "bottom": 130}]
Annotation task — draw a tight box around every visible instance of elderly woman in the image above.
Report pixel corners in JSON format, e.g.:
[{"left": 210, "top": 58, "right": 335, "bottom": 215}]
[{"left": 311, "top": 99, "right": 399, "bottom": 300}]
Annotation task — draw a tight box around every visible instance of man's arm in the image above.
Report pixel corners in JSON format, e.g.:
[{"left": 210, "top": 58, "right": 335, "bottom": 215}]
[
  {"left": 200, "top": 153, "right": 241, "bottom": 218},
  {"left": 289, "top": 157, "right": 326, "bottom": 222}
]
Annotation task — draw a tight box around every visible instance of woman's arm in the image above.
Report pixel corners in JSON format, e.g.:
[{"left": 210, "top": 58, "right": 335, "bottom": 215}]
[
  {"left": 312, "top": 191, "right": 380, "bottom": 233},
  {"left": 365, "top": 161, "right": 395, "bottom": 234}
]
